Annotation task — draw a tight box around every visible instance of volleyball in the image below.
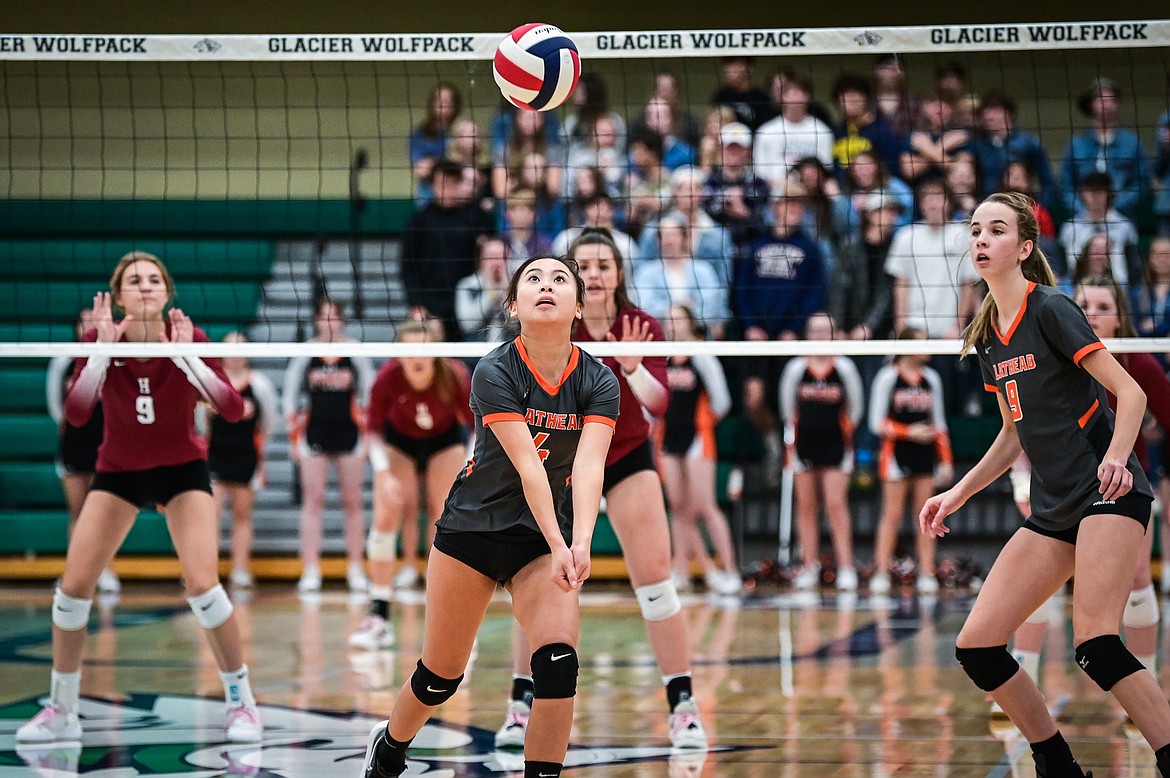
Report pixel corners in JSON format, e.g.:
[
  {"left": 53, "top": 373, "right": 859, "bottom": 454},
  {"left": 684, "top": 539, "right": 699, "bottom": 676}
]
[{"left": 493, "top": 23, "right": 581, "bottom": 112}]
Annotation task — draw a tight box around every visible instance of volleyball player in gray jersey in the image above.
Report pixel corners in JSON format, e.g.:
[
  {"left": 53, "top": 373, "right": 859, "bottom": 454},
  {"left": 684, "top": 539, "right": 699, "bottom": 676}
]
[
  {"left": 361, "top": 255, "right": 619, "bottom": 778},
  {"left": 922, "top": 192, "right": 1169, "bottom": 778}
]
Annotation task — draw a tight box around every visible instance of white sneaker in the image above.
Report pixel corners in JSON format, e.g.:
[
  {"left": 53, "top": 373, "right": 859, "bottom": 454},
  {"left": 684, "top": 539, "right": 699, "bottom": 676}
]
[
  {"left": 493, "top": 699, "right": 530, "bottom": 748},
  {"left": 916, "top": 573, "right": 940, "bottom": 594},
  {"left": 347, "top": 563, "right": 369, "bottom": 593},
  {"left": 668, "top": 698, "right": 708, "bottom": 749},
  {"left": 297, "top": 566, "right": 322, "bottom": 593},
  {"left": 836, "top": 567, "right": 859, "bottom": 592},
  {"left": 792, "top": 564, "right": 820, "bottom": 591},
  {"left": 224, "top": 704, "right": 263, "bottom": 743},
  {"left": 97, "top": 567, "right": 121, "bottom": 593},
  {"left": 229, "top": 568, "right": 254, "bottom": 588},
  {"left": 393, "top": 565, "right": 419, "bottom": 589},
  {"left": 16, "top": 705, "right": 81, "bottom": 743},
  {"left": 349, "top": 615, "right": 395, "bottom": 651},
  {"left": 869, "top": 573, "right": 891, "bottom": 594},
  {"left": 706, "top": 569, "right": 743, "bottom": 596}
]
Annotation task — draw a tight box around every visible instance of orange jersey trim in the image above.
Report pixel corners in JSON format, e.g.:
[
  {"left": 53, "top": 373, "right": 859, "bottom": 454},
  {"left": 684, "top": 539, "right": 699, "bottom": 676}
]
[
  {"left": 984, "top": 383, "right": 999, "bottom": 393},
  {"left": 514, "top": 337, "right": 580, "bottom": 396},
  {"left": 483, "top": 412, "right": 525, "bottom": 426},
  {"left": 1078, "top": 398, "right": 1100, "bottom": 429},
  {"left": 1073, "top": 341, "right": 1105, "bottom": 366},
  {"left": 993, "top": 282, "right": 1036, "bottom": 345},
  {"left": 584, "top": 415, "right": 617, "bottom": 429}
]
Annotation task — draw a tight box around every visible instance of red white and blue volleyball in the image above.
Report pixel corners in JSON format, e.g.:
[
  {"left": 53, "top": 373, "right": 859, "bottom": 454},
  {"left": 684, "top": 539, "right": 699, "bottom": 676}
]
[{"left": 493, "top": 23, "right": 581, "bottom": 111}]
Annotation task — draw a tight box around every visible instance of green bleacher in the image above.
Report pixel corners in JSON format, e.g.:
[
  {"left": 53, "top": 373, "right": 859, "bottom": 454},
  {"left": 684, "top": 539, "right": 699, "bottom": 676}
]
[{"left": 0, "top": 212, "right": 284, "bottom": 556}]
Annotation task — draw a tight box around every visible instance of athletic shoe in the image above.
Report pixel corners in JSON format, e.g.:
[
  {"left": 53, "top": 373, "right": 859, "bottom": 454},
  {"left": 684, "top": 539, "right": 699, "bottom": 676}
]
[
  {"left": 916, "top": 573, "right": 940, "bottom": 594},
  {"left": 705, "top": 568, "right": 742, "bottom": 596},
  {"left": 15, "top": 742, "right": 80, "bottom": 773},
  {"left": 349, "top": 615, "right": 396, "bottom": 651},
  {"left": 836, "top": 567, "right": 859, "bottom": 592},
  {"left": 668, "top": 750, "right": 708, "bottom": 777},
  {"left": 491, "top": 748, "right": 526, "bottom": 773},
  {"left": 363, "top": 720, "right": 405, "bottom": 778},
  {"left": 229, "top": 568, "right": 254, "bottom": 588},
  {"left": 15, "top": 705, "right": 81, "bottom": 743},
  {"left": 493, "top": 700, "right": 530, "bottom": 748},
  {"left": 297, "top": 566, "right": 322, "bottom": 593},
  {"left": 97, "top": 567, "right": 121, "bottom": 594},
  {"left": 224, "top": 704, "right": 263, "bottom": 743},
  {"left": 668, "top": 699, "right": 708, "bottom": 749},
  {"left": 393, "top": 566, "right": 419, "bottom": 589},
  {"left": 869, "top": 573, "right": 891, "bottom": 594},
  {"left": 347, "top": 563, "right": 369, "bottom": 593},
  {"left": 792, "top": 564, "right": 820, "bottom": 591}
]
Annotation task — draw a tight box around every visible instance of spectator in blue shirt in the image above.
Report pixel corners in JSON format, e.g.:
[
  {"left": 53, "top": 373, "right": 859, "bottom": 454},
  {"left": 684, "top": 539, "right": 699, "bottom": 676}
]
[
  {"left": 1154, "top": 105, "right": 1170, "bottom": 237},
  {"left": 1061, "top": 77, "right": 1148, "bottom": 223},
  {"left": 410, "top": 82, "right": 461, "bottom": 203},
  {"left": 972, "top": 90, "right": 1056, "bottom": 205},
  {"left": 735, "top": 180, "right": 825, "bottom": 340},
  {"left": 831, "top": 73, "right": 907, "bottom": 180}
]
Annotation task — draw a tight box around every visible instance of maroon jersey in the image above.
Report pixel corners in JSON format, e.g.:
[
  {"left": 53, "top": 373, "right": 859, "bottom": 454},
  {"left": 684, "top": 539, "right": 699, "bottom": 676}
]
[
  {"left": 573, "top": 307, "right": 669, "bottom": 466},
  {"left": 1112, "top": 352, "right": 1170, "bottom": 469},
  {"left": 367, "top": 358, "right": 473, "bottom": 440},
  {"left": 65, "top": 327, "right": 243, "bottom": 472}
]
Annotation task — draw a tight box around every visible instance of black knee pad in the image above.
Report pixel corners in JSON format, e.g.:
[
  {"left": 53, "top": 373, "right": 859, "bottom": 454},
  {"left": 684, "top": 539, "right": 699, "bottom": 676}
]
[
  {"left": 1075, "top": 634, "right": 1144, "bottom": 691},
  {"left": 531, "top": 643, "right": 578, "bottom": 699},
  {"left": 955, "top": 644, "right": 1020, "bottom": 692},
  {"left": 409, "top": 659, "right": 464, "bottom": 706}
]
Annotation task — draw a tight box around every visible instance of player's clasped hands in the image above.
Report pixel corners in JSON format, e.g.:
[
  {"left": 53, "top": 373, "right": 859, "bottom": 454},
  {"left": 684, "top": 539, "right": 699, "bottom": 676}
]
[
  {"left": 550, "top": 544, "right": 584, "bottom": 591},
  {"left": 1097, "top": 456, "right": 1133, "bottom": 501}
]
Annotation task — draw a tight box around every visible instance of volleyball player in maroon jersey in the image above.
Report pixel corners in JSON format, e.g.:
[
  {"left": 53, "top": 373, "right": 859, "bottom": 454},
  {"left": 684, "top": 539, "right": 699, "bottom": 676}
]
[
  {"left": 349, "top": 320, "right": 473, "bottom": 650},
  {"left": 17, "top": 252, "right": 263, "bottom": 745},
  {"left": 495, "top": 229, "right": 708, "bottom": 751},
  {"left": 922, "top": 193, "right": 1170, "bottom": 777}
]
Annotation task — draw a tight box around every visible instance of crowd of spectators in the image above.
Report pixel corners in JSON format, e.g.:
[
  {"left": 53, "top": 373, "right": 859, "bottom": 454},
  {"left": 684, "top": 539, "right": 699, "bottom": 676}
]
[{"left": 398, "top": 56, "right": 1170, "bottom": 485}]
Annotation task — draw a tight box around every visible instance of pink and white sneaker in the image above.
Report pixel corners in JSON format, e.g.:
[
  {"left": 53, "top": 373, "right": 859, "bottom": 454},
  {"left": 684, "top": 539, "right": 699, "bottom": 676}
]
[
  {"left": 225, "top": 705, "right": 263, "bottom": 743},
  {"left": 16, "top": 704, "right": 82, "bottom": 743},
  {"left": 668, "top": 699, "right": 708, "bottom": 749}
]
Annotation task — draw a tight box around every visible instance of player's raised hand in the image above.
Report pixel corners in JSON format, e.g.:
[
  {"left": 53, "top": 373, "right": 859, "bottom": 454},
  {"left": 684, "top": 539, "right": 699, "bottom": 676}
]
[
  {"left": 160, "top": 308, "right": 194, "bottom": 343},
  {"left": 550, "top": 544, "right": 579, "bottom": 592},
  {"left": 606, "top": 314, "right": 654, "bottom": 374},
  {"left": 919, "top": 489, "right": 963, "bottom": 538},
  {"left": 92, "top": 291, "right": 133, "bottom": 344}
]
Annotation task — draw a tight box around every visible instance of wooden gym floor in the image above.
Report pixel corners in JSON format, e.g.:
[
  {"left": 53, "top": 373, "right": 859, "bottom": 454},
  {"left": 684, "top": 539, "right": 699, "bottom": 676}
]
[{"left": 0, "top": 582, "right": 1164, "bottom": 776}]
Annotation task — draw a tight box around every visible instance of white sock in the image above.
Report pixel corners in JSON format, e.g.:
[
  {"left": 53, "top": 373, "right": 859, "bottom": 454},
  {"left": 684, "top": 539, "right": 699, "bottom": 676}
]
[
  {"left": 1012, "top": 649, "right": 1041, "bottom": 684},
  {"left": 50, "top": 669, "right": 81, "bottom": 714},
  {"left": 220, "top": 664, "right": 257, "bottom": 709},
  {"left": 369, "top": 585, "right": 392, "bottom": 602}
]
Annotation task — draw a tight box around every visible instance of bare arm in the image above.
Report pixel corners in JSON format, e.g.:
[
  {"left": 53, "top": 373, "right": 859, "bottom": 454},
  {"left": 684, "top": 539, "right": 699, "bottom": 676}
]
[
  {"left": 569, "top": 422, "right": 616, "bottom": 553},
  {"left": 893, "top": 277, "right": 909, "bottom": 335},
  {"left": 490, "top": 420, "right": 565, "bottom": 553},
  {"left": 1081, "top": 348, "right": 1146, "bottom": 500}
]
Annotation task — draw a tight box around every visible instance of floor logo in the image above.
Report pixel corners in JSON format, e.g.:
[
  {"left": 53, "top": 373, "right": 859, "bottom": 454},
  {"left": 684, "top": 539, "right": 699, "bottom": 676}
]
[{"left": 0, "top": 693, "right": 735, "bottom": 775}]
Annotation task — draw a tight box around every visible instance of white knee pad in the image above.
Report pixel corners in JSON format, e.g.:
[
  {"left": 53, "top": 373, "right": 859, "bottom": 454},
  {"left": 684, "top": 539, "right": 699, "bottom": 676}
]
[
  {"left": 369, "top": 444, "right": 389, "bottom": 473},
  {"left": 635, "top": 580, "right": 681, "bottom": 622},
  {"left": 1009, "top": 469, "right": 1031, "bottom": 505},
  {"left": 366, "top": 530, "right": 398, "bottom": 562},
  {"left": 1025, "top": 594, "right": 1057, "bottom": 625},
  {"left": 52, "top": 588, "right": 93, "bottom": 631},
  {"left": 187, "top": 583, "right": 234, "bottom": 630},
  {"left": 1124, "top": 584, "right": 1159, "bottom": 629}
]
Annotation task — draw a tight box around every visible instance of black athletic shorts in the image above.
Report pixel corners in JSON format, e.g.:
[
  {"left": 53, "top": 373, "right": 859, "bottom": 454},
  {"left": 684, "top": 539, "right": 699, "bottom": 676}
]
[
  {"left": 1023, "top": 490, "right": 1153, "bottom": 545},
  {"left": 603, "top": 439, "right": 656, "bottom": 494},
  {"left": 91, "top": 459, "right": 213, "bottom": 508},
  {"left": 59, "top": 424, "right": 101, "bottom": 475},
  {"left": 382, "top": 423, "right": 467, "bottom": 470},
  {"left": 208, "top": 445, "right": 258, "bottom": 486},
  {"left": 433, "top": 525, "right": 552, "bottom": 585}
]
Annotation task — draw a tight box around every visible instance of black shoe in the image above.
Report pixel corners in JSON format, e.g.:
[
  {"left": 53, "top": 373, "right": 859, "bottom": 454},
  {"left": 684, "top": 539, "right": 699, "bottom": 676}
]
[{"left": 361, "top": 721, "right": 403, "bottom": 778}]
